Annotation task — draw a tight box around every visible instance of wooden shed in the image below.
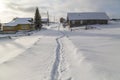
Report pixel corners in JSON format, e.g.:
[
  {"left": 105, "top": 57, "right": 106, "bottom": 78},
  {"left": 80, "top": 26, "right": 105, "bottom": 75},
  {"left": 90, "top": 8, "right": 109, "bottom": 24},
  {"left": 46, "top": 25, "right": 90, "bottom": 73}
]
[{"left": 67, "top": 12, "right": 109, "bottom": 27}]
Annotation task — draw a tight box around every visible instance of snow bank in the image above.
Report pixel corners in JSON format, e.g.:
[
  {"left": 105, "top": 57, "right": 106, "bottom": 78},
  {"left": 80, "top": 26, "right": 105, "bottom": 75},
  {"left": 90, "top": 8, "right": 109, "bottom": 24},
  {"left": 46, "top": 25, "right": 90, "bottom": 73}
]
[
  {"left": 0, "top": 29, "right": 62, "bottom": 80},
  {"left": 0, "top": 36, "right": 57, "bottom": 80},
  {"left": 0, "top": 33, "right": 41, "bottom": 64},
  {"left": 61, "top": 36, "right": 100, "bottom": 80},
  {"left": 0, "top": 22, "right": 120, "bottom": 80},
  {"left": 65, "top": 22, "right": 120, "bottom": 80}
]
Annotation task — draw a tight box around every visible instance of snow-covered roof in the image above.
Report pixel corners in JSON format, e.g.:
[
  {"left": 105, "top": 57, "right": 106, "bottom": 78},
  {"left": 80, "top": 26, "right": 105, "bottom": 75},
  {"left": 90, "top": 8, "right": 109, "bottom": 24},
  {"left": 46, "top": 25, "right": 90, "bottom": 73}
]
[
  {"left": 41, "top": 18, "right": 48, "bottom": 22},
  {"left": 4, "top": 18, "right": 33, "bottom": 27},
  {"left": 4, "top": 22, "right": 17, "bottom": 26},
  {"left": 67, "top": 12, "right": 109, "bottom": 20}
]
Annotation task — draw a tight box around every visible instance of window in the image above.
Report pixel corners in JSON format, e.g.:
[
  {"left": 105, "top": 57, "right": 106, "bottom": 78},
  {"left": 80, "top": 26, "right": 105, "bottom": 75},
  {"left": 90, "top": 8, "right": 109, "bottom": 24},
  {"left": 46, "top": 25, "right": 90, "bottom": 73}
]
[
  {"left": 6, "top": 27, "right": 14, "bottom": 29},
  {"left": 22, "top": 25, "right": 28, "bottom": 30},
  {"left": 80, "top": 20, "right": 83, "bottom": 24},
  {"left": 72, "top": 20, "right": 75, "bottom": 24}
]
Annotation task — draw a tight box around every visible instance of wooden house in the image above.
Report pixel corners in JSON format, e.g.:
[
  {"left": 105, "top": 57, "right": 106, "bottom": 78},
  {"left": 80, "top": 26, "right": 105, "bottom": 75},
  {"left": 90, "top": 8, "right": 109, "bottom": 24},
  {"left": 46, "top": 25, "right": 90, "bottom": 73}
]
[
  {"left": 67, "top": 12, "right": 109, "bottom": 27},
  {"left": 3, "top": 18, "right": 33, "bottom": 32}
]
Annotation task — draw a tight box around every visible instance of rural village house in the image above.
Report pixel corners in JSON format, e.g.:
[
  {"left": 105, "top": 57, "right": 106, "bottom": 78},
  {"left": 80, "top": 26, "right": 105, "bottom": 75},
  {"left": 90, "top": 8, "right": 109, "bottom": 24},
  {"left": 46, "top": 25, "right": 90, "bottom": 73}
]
[
  {"left": 3, "top": 18, "right": 33, "bottom": 33},
  {"left": 67, "top": 12, "right": 109, "bottom": 27}
]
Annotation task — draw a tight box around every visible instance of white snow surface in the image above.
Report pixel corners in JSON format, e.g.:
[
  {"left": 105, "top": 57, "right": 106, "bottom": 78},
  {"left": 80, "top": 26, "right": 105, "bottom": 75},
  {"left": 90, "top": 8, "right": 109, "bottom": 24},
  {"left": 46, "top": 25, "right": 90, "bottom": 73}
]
[{"left": 0, "top": 21, "right": 120, "bottom": 80}]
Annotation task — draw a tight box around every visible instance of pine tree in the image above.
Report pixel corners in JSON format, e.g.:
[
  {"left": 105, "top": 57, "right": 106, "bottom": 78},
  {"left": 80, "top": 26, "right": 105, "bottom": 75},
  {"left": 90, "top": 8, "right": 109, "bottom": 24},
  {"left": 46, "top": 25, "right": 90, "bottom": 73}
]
[
  {"left": 34, "top": 7, "right": 42, "bottom": 30},
  {"left": 60, "top": 17, "right": 65, "bottom": 23}
]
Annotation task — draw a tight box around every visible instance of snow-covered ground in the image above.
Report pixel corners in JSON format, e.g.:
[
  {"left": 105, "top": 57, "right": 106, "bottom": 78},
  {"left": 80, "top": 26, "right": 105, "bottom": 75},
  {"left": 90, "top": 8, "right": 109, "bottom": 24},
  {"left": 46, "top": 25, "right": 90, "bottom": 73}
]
[
  {"left": 64, "top": 22, "right": 120, "bottom": 80},
  {"left": 0, "top": 21, "right": 120, "bottom": 80}
]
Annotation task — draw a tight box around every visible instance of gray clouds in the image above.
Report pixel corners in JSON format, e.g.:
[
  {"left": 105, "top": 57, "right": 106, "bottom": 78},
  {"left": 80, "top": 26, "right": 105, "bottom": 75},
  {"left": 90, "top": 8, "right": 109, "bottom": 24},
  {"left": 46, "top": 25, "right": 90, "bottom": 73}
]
[
  {"left": 0, "top": 0, "right": 120, "bottom": 22},
  {"left": 4, "top": 0, "right": 120, "bottom": 15},
  {"left": 5, "top": 2, "right": 35, "bottom": 13}
]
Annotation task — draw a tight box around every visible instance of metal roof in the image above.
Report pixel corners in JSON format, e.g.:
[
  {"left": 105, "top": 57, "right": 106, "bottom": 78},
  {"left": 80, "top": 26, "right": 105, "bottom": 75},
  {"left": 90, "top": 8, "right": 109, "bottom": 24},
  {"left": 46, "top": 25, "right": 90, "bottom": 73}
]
[{"left": 67, "top": 12, "right": 109, "bottom": 20}]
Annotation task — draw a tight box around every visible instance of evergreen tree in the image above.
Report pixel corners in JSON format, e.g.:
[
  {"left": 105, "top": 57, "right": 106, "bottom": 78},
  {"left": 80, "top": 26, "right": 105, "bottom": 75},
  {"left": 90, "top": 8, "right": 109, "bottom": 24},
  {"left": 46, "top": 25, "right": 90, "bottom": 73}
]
[
  {"left": 60, "top": 17, "right": 65, "bottom": 23},
  {"left": 34, "top": 7, "right": 42, "bottom": 30}
]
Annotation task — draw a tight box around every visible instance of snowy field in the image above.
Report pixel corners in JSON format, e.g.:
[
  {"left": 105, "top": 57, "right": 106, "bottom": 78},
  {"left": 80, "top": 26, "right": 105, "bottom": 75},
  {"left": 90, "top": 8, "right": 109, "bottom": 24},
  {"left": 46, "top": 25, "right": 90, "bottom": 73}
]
[
  {"left": 0, "top": 21, "right": 120, "bottom": 80},
  {"left": 64, "top": 21, "right": 120, "bottom": 80}
]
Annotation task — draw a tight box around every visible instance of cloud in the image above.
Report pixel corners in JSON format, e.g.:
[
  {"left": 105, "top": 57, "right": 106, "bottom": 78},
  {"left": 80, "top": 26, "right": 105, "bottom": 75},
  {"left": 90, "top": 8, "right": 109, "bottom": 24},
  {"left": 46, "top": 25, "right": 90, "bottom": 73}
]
[
  {"left": 0, "top": 0, "right": 120, "bottom": 22},
  {"left": 5, "top": 2, "right": 35, "bottom": 13},
  {"left": 59, "top": 0, "right": 120, "bottom": 18}
]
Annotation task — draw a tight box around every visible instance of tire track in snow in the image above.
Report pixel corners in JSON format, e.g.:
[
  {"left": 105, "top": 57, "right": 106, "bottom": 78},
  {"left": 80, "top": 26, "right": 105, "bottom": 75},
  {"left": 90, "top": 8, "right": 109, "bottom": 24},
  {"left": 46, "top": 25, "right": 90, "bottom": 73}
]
[{"left": 50, "top": 32, "right": 64, "bottom": 80}]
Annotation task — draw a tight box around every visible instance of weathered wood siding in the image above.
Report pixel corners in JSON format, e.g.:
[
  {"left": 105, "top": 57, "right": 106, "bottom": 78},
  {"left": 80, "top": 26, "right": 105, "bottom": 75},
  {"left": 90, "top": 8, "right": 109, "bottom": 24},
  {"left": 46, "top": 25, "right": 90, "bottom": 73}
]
[
  {"left": 69, "top": 20, "right": 108, "bottom": 27},
  {"left": 3, "top": 24, "right": 33, "bottom": 32}
]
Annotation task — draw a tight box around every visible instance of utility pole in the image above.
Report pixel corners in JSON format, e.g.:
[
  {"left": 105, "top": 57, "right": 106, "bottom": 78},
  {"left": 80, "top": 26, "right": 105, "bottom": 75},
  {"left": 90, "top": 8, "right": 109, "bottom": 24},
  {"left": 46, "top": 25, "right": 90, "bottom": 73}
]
[
  {"left": 54, "top": 16, "right": 55, "bottom": 22},
  {"left": 0, "top": 20, "right": 2, "bottom": 31},
  {"left": 47, "top": 11, "right": 49, "bottom": 26}
]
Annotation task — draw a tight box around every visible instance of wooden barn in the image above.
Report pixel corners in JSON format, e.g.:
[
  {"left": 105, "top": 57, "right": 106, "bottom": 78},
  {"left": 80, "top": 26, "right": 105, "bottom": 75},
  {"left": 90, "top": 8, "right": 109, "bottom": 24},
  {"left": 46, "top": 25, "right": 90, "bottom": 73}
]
[{"left": 67, "top": 12, "right": 109, "bottom": 27}]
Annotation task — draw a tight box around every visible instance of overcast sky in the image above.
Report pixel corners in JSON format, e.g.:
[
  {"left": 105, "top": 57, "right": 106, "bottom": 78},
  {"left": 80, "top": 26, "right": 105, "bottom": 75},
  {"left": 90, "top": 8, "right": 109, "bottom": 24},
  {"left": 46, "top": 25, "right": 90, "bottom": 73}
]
[{"left": 0, "top": 0, "right": 120, "bottom": 22}]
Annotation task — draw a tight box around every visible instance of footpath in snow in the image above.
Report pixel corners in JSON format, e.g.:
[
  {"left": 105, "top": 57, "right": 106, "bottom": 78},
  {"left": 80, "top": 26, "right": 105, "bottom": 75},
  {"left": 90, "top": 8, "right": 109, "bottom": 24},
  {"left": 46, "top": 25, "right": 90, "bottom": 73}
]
[
  {"left": 0, "top": 26, "right": 77, "bottom": 80},
  {"left": 0, "top": 29, "right": 60, "bottom": 80},
  {"left": 0, "top": 22, "right": 120, "bottom": 80}
]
